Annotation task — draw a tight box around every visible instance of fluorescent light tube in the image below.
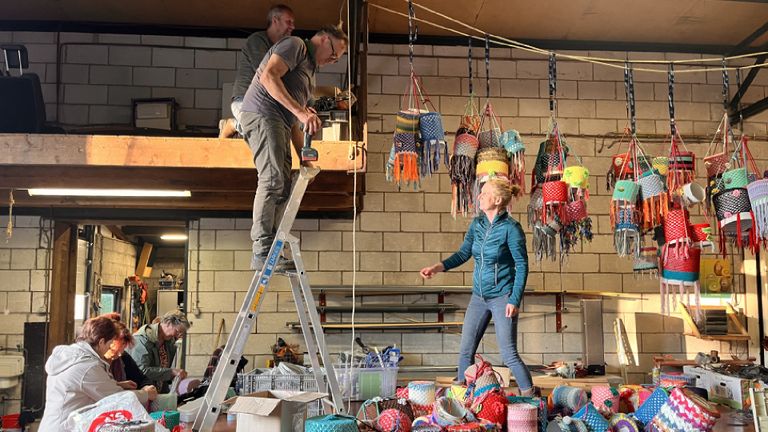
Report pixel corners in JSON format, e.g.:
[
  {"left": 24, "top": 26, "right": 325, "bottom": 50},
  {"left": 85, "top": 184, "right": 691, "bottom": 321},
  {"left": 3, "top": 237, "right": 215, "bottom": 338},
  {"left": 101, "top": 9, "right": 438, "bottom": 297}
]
[{"left": 27, "top": 188, "right": 191, "bottom": 197}]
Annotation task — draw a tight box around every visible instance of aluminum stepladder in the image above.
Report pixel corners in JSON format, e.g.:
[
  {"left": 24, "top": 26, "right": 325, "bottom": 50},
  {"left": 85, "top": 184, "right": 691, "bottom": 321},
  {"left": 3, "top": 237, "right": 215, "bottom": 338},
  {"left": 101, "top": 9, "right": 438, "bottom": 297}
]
[{"left": 193, "top": 166, "right": 346, "bottom": 431}]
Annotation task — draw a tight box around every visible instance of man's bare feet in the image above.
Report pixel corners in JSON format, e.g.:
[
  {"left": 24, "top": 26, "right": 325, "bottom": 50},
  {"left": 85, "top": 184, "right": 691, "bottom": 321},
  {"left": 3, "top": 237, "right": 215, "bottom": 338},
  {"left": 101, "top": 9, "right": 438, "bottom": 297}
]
[{"left": 218, "top": 118, "right": 237, "bottom": 139}]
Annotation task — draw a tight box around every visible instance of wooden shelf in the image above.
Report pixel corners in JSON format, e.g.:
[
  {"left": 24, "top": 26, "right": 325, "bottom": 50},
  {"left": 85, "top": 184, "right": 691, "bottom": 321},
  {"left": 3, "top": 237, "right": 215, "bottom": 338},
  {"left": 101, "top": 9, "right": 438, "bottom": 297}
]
[
  {"left": 286, "top": 321, "right": 464, "bottom": 331},
  {"left": 318, "top": 303, "right": 459, "bottom": 313},
  {"left": 679, "top": 303, "right": 751, "bottom": 342}
]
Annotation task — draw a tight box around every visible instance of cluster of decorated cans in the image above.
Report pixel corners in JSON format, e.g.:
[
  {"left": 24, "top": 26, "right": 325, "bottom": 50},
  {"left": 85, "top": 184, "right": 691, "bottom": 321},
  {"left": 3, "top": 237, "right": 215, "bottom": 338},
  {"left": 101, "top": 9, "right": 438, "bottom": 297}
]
[
  {"left": 607, "top": 129, "right": 717, "bottom": 316},
  {"left": 528, "top": 123, "right": 593, "bottom": 262},
  {"left": 448, "top": 97, "right": 527, "bottom": 218},
  {"left": 387, "top": 73, "right": 450, "bottom": 190},
  {"left": 544, "top": 383, "right": 720, "bottom": 432}
]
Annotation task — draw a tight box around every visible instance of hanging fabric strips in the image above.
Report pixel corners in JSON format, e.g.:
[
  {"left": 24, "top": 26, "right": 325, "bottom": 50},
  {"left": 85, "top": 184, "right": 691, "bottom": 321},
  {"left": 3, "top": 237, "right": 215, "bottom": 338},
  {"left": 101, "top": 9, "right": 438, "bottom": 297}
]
[
  {"left": 529, "top": 53, "right": 591, "bottom": 262},
  {"left": 387, "top": 0, "right": 448, "bottom": 189},
  {"left": 450, "top": 38, "right": 481, "bottom": 217}
]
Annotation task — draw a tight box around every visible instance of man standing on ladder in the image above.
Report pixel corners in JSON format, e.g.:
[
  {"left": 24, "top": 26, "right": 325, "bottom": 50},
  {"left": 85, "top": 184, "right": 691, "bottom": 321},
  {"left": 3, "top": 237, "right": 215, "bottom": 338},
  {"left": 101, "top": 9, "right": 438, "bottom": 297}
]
[
  {"left": 240, "top": 25, "right": 348, "bottom": 272},
  {"left": 219, "top": 4, "right": 295, "bottom": 139}
]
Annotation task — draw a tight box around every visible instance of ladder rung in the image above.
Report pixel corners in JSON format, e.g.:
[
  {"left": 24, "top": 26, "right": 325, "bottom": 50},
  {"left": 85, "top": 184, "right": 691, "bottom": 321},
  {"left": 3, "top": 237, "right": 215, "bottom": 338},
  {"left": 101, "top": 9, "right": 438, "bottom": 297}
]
[{"left": 318, "top": 303, "right": 459, "bottom": 313}]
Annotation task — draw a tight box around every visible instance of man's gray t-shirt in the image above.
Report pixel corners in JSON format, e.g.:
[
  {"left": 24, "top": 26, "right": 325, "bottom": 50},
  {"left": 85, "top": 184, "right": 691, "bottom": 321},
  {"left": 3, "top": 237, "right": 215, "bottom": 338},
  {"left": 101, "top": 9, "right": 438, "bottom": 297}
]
[
  {"left": 241, "top": 36, "right": 317, "bottom": 128},
  {"left": 231, "top": 31, "right": 271, "bottom": 100}
]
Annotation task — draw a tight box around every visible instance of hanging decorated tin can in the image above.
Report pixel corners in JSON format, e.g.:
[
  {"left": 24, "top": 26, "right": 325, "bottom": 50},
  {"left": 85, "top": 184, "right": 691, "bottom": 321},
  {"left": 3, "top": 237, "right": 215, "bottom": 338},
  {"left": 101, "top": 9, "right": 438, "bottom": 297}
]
[
  {"left": 748, "top": 178, "right": 768, "bottom": 241},
  {"left": 541, "top": 180, "right": 569, "bottom": 224},
  {"left": 450, "top": 133, "right": 479, "bottom": 217},
  {"left": 388, "top": 109, "right": 421, "bottom": 187},
  {"left": 712, "top": 187, "right": 756, "bottom": 253},
  {"left": 660, "top": 247, "right": 701, "bottom": 316},
  {"left": 633, "top": 246, "right": 659, "bottom": 277},
  {"left": 419, "top": 110, "right": 448, "bottom": 178},
  {"left": 501, "top": 129, "right": 526, "bottom": 194},
  {"left": 637, "top": 172, "right": 668, "bottom": 229}
]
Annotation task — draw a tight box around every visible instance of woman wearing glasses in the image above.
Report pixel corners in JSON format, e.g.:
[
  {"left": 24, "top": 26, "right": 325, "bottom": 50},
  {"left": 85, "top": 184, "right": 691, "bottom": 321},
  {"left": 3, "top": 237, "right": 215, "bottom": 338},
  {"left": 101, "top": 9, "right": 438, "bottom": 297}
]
[{"left": 127, "top": 309, "right": 191, "bottom": 392}]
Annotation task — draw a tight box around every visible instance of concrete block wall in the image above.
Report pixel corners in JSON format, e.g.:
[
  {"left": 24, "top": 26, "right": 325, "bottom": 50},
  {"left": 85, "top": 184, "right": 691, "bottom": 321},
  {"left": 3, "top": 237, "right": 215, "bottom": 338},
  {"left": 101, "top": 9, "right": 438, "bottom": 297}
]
[
  {"left": 0, "top": 215, "right": 50, "bottom": 413},
  {"left": 183, "top": 43, "right": 768, "bottom": 385},
  {"left": 0, "top": 31, "right": 349, "bottom": 130}
]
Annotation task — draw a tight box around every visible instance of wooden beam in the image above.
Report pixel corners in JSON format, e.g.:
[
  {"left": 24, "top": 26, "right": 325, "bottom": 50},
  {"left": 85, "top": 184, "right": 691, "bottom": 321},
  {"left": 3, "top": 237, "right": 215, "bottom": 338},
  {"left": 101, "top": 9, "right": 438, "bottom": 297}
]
[
  {"left": 0, "top": 166, "right": 364, "bottom": 193},
  {"left": 135, "top": 243, "right": 153, "bottom": 278},
  {"left": 3, "top": 189, "right": 360, "bottom": 212},
  {"left": 48, "top": 222, "right": 78, "bottom": 356},
  {"left": 0, "top": 134, "right": 366, "bottom": 172}
]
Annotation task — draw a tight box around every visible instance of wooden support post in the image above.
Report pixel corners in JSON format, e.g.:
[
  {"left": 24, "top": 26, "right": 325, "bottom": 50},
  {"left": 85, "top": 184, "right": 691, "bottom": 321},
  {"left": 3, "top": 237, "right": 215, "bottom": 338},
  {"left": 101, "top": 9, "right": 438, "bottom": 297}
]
[
  {"left": 47, "top": 222, "right": 78, "bottom": 356},
  {"left": 136, "top": 243, "right": 153, "bottom": 278}
]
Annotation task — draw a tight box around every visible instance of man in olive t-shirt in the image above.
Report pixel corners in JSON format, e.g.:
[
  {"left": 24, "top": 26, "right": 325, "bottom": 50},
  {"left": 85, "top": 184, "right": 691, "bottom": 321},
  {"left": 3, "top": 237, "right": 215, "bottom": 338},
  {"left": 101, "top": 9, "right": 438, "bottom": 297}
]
[
  {"left": 219, "top": 4, "right": 295, "bottom": 138},
  {"left": 240, "top": 25, "right": 348, "bottom": 271}
]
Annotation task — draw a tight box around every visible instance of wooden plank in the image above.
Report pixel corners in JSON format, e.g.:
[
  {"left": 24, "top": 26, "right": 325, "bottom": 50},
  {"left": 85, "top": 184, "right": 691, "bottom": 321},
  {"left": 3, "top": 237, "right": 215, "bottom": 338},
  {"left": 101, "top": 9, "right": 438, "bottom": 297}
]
[
  {"left": 2, "top": 189, "right": 361, "bottom": 212},
  {"left": 135, "top": 243, "right": 153, "bottom": 278},
  {"left": 0, "top": 134, "right": 366, "bottom": 172},
  {"left": 48, "top": 222, "right": 78, "bottom": 356},
  {"left": 0, "top": 166, "right": 364, "bottom": 193}
]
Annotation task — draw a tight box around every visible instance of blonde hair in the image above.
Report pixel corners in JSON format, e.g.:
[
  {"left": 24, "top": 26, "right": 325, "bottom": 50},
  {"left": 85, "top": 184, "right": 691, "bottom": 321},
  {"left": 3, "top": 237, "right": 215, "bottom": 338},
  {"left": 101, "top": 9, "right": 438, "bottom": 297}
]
[{"left": 485, "top": 178, "right": 520, "bottom": 208}]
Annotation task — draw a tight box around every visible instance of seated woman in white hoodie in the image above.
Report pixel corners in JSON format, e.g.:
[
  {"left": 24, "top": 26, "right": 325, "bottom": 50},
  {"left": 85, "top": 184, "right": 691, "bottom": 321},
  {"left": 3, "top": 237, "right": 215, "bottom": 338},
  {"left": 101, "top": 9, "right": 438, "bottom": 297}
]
[{"left": 40, "top": 316, "right": 158, "bottom": 430}]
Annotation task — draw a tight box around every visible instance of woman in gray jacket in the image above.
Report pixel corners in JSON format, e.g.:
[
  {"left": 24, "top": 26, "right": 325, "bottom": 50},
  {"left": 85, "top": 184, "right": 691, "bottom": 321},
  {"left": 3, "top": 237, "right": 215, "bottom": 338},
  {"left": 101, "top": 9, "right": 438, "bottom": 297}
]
[
  {"left": 420, "top": 178, "right": 534, "bottom": 396},
  {"left": 40, "top": 316, "right": 157, "bottom": 430},
  {"left": 128, "top": 310, "right": 191, "bottom": 392}
]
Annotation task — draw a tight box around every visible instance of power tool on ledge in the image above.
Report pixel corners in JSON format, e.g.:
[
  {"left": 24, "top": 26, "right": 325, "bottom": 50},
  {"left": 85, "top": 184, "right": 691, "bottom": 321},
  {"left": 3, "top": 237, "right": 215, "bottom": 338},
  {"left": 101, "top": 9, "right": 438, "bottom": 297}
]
[{"left": 301, "top": 124, "right": 319, "bottom": 163}]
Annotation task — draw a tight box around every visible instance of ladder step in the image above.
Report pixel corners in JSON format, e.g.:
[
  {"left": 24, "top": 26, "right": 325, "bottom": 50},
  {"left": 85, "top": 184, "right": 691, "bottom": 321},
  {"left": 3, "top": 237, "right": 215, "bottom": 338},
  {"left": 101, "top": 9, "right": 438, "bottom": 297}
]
[
  {"left": 318, "top": 303, "right": 459, "bottom": 313},
  {"left": 286, "top": 321, "right": 466, "bottom": 330}
]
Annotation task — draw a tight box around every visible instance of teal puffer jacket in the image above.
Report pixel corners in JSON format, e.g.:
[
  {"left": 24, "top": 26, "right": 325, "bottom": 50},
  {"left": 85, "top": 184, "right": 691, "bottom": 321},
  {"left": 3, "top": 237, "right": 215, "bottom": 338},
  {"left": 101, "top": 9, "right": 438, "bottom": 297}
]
[{"left": 442, "top": 212, "right": 529, "bottom": 307}]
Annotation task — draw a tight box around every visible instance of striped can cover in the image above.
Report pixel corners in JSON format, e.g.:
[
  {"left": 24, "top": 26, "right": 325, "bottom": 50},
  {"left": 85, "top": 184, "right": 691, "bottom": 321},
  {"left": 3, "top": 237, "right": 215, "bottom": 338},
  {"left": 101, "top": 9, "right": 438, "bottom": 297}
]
[
  {"left": 668, "top": 151, "right": 695, "bottom": 172},
  {"left": 573, "top": 402, "right": 610, "bottom": 432},
  {"left": 649, "top": 387, "right": 719, "bottom": 431},
  {"left": 395, "top": 110, "right": 420, "bottom": 134},
  {"left": 590, "top": 385, "right": 620, "bottom": 415},
  {"left": 608, "top": 413, "right": 639, "bottom": 432},
  {"left": 478, "top": 127, "right": 502, "bottom": 149},
  {"left": 748, "top": 178, "right": 768, "bottom": 239},
  {"left": 507, "top": 403, "right": 538, "bottom": 432},
  {"left": 305, "top": 414, "right": 359, "bottom": 432},
  {"left": 411, "top": 402, "right": 433, "bottom": 419},
  {"left": 633, "top": 387, "right": 668, "bottom": 425}
]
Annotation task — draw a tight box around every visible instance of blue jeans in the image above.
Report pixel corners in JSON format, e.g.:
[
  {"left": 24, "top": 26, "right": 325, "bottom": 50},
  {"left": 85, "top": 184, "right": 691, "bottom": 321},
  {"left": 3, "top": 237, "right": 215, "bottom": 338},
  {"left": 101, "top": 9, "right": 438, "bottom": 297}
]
[{"left": 458, "top": 294, "right": 533, "bottom": 392}]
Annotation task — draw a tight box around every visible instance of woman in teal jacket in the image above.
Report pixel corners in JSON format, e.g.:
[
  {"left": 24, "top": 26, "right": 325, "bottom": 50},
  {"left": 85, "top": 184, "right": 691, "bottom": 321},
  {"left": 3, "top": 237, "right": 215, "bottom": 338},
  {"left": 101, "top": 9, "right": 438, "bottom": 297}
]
[{"left": 421, "top": 178, "right": 533, "bottom": 395}]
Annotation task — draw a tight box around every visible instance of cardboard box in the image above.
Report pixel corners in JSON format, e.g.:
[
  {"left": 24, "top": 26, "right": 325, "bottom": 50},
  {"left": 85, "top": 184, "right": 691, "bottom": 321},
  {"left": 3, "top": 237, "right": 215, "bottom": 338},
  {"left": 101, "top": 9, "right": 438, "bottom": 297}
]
[
  {"left": 226, "top": 390, "right": 326, "bottom": 432},
  {"left": 682, "top": 365, "right": 713, "bottom": 390},
  {"left": 708, "top": 371, "right": 752, "bottom": 409}
]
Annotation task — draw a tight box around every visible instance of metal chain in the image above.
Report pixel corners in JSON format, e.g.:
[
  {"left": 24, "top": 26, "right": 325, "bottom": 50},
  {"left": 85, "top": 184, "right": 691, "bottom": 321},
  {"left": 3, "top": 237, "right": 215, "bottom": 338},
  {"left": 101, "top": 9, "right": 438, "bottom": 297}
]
[
  {"left": 467, "top": 37, "right": 473, "bottom": 95},
  {"left": 484, "top": 34, "right": 490, "bottom": 99},
  {"left": 668, "top": 64, "right": 676, "bottom": 136},
  {"left": 722, "top": 57, "right": 729, "bottom": 110},
  {"left": 407, "top": 0, "right": 417, "bottom": 71},
  {"left": 736, "top": 67, "right": 744, "bottom": 130},
  {"left": 549, "top": 52, "right": 557, "bottom": 115},
  {"left": 624, "top": 61, "right": 636, "bottom": 135}
]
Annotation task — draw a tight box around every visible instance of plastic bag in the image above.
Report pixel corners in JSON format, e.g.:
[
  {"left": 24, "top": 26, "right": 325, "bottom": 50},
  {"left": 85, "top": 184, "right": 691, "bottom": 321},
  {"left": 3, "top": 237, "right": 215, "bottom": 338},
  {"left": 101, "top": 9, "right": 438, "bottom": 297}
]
[{"left": 67, "top": 391, "right": 170, "bottom": 432}]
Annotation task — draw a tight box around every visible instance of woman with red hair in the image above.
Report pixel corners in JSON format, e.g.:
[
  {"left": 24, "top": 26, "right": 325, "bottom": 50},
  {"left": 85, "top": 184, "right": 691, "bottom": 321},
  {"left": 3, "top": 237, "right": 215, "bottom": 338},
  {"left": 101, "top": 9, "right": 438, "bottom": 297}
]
[{"left": 40, "top": 316, "right": 158, "bottom": 430}]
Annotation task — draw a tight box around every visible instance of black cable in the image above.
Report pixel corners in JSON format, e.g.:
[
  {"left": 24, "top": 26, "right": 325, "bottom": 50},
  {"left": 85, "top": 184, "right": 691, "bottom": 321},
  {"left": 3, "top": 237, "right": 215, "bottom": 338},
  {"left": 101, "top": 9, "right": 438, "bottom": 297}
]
[{"left": 668, "top": 64, "right": 676, "bottom": 136}]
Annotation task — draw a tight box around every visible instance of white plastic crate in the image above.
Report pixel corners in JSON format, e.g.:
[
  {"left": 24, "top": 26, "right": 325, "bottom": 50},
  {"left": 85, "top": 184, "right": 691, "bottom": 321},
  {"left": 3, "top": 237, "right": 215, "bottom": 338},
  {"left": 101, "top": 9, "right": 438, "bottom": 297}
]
[
  {"left": 237, "top": 370, "right": 328, "bottom": 416},
  {"left": 334, "top": 366, "right": 399, "bottom": 401}
]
